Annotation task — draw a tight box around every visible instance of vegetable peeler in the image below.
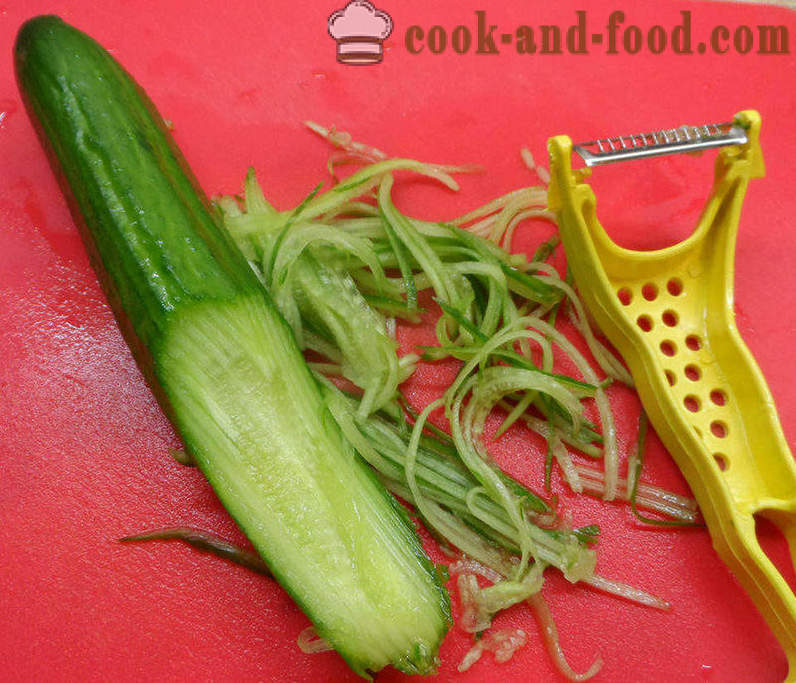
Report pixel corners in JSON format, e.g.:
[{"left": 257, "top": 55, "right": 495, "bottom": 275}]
[{"left": 547, "top": 111, "right": 796, "bottom": 680}]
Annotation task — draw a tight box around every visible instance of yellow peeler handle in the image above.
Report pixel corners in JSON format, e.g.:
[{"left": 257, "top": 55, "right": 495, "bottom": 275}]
[{"left": 548, "top": 111, "right": 796, "bottom": 680}]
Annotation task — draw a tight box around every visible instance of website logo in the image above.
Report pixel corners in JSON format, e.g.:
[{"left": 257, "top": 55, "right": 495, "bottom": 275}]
[{"left": 328, "top": 1, "right": 393, "bottom": 65}]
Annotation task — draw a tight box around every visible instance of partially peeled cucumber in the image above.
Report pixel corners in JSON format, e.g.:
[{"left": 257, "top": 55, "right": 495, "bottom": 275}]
[{"left": 15, "top": 15, "right": 450, "bottom": 677}]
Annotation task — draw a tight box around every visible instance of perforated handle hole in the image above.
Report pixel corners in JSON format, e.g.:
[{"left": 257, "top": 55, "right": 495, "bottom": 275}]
[
  {"left": 662, "top": 310, "right": 679, "bottom": 327},
  {"left": 710, "top": 390, "right": 727, "bottom": 406},
  {"left": 665, "top": 370, "right": 676, "bottom": 386},
  {"left": 617, "top": 288, "right": 633, "bottom": 305},
  {"left": 684, "top": 395, "right": 701, "bottom": 412},
  {"left": 667, "top": 278, "right": 683, "bottom": 296},
  {"left": 684, "top": 364, "right": 701, "bottom": 381},
  {"left": 714, "top": 453, "right": 729, "bottom": 471},
  {"left": 642, "top": 283, "right": 658, "bottom": 301},
  {"left": 710, "top": 420, "right": 728, "bottom": 438},
  {"left": 637, "top": 315, "right": 653, "bottom": 332},
  {"left": 686, "top": 335, "right": 702, "bottom": 351},
  {"left": 660, "top": 340, "right": 677, "bottom": 357}
]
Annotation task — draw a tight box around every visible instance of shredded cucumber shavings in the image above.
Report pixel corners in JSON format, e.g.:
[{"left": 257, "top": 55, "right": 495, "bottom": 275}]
[
  {"left": 626, "top": 412, "right": 702, "bottom": 527},
  {"left": 211, "top": 123, "right": 695, "bottom": 677},
  {"left": 119, "top": 527, "right": 271, "bottom": 576}
]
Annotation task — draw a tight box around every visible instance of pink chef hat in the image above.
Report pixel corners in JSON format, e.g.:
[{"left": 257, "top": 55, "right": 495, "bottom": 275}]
[{"left": 328, "top": 1, "right": 393, "bottom": 65}]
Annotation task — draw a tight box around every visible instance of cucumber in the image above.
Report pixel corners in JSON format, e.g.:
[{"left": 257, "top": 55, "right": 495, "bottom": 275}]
[{"left": 15, "top": 15, "right": 450, "bottom": 676}]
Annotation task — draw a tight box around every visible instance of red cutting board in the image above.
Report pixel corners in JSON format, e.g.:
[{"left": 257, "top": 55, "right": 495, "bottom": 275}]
[{"left": 2, "top": 1, "right": 796, "bottom": 681}]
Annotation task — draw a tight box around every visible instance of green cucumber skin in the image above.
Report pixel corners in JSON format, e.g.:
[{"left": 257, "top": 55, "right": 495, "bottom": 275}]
[
  {"left": 15, "top": 15, "right": 258, "bottom": 360},
  {"left": 16, "top": 15, "right": 450, "bottom": 676}
]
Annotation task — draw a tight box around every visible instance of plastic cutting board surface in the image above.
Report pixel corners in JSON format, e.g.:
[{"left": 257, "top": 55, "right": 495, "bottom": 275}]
[{"left": 1, "top": 1, "right": 795, "bottom": 681}]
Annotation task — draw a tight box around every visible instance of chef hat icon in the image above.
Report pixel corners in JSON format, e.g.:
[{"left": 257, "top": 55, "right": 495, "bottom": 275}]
[{"left": 328, "top": 1, "right": 393, "bottom": 65}]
